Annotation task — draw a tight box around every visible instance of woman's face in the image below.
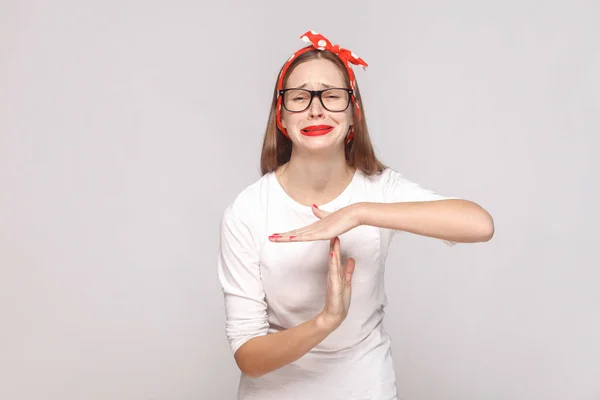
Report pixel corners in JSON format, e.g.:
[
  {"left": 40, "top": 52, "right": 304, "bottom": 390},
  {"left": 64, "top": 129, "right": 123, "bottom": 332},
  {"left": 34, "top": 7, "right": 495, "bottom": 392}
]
[{"left": 281, "top": 58, "right": 353, "bottom": 152}]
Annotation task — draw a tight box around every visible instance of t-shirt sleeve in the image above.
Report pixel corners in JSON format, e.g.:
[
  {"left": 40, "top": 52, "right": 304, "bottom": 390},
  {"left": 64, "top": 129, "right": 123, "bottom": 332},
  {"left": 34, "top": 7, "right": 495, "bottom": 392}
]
[
  {"left": 380, "top": 168, "right": 458, "bottom": 203},
  {"left": 217, "top": 204, "right": 269, "bottom": 355},
  {"left": 379, "top": 168, "right": 459, "bottom": 245}
]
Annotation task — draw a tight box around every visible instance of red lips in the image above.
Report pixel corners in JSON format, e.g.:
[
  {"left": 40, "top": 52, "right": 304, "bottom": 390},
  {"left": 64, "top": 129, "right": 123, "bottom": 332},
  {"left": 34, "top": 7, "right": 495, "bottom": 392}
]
[{"left": 300, "top": 125, "right": 334, "bottom": 136}]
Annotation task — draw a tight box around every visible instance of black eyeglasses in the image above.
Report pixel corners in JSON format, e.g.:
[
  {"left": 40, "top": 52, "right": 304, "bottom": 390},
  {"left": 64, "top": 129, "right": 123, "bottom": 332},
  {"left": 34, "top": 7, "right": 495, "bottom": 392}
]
[{"left": 279, "top": 88, "right": 354, "bottom": 113}]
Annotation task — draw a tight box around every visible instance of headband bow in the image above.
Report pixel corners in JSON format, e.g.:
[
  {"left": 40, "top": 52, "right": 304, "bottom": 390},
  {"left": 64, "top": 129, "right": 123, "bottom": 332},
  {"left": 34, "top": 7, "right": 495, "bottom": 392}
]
[
  {"left": 300, "top": 31, "right": 368, "bottom": 74},
  {"left": 276, "top": 31, "right": 368, "bottom": 143}
]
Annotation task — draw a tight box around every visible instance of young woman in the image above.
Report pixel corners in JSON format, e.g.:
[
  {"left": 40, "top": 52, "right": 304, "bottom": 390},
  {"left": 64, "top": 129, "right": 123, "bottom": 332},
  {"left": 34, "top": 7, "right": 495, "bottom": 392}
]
[{"left": 217, "top": 31, "right": 494, "bottom": 400}]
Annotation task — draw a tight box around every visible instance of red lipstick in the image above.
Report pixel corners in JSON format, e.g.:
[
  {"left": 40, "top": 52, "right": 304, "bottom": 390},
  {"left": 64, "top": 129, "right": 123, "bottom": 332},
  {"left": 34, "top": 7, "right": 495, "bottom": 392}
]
[{"left": 300, "top": 125, "right": 334, "bottom": 136}]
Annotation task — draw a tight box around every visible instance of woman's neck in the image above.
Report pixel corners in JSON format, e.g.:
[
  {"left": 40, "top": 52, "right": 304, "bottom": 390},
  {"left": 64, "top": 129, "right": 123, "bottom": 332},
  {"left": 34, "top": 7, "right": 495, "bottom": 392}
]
[{"left": 276, "top": 151, "right": 355, "bottom": 206}]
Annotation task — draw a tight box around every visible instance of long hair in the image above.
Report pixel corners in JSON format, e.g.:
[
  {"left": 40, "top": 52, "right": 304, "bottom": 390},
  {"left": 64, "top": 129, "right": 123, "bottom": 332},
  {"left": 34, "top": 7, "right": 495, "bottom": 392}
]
[{"left": 259, "top": 49, "right": 385, "bottom": 176}]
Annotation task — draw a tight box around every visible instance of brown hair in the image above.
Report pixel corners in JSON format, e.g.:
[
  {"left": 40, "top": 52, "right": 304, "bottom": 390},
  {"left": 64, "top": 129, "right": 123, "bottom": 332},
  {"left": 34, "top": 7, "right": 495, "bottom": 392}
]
[{"left": 259, "top": 49, "right": 385, "bottom": 176}]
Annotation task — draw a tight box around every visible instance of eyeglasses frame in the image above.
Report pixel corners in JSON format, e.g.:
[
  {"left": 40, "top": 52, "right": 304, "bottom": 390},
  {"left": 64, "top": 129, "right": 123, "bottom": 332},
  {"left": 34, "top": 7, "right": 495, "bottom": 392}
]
[{"left": 278, "top": 88, "right": 354, "bottom": 113}]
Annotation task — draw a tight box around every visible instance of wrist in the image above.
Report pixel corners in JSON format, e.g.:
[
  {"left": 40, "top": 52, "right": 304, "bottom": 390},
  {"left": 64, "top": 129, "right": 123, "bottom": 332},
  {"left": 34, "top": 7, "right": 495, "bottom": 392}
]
[
  {"left": 353, "top": 201, "right": 372, "bottom": 226},
  {"left": 314, "top": 313, "right": 339, "bottom": 334}
]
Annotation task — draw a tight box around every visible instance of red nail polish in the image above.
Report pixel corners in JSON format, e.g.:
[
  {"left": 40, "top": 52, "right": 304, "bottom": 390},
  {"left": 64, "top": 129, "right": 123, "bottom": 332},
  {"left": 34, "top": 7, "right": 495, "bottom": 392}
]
[
  {"left": 312, "top": 204, "right": 318, "bottom": 208},
  {"left": 330, "top": 252, "right": 334, "bottom": 257},
  {"left": 290, "top": 236, "right": 296, "bottom": 240}
]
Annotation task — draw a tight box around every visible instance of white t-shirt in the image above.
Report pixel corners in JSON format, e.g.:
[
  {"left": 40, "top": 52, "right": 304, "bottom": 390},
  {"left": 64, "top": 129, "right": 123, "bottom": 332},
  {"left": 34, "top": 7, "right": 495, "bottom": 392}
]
[{"left": 217, "top": 168, "right": 454, "bottom": 400}]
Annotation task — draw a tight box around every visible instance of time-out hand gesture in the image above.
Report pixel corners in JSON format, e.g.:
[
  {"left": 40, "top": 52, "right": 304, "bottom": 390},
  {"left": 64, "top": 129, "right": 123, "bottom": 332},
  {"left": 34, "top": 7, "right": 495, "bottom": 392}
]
[{"left": 317, "top": 236, "right": 356, "bottom": 331}]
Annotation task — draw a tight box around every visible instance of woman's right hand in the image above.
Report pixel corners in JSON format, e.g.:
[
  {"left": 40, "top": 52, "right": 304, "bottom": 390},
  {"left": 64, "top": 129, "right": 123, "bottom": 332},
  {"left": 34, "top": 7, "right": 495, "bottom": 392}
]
[
  {"left": 317, "top": 237, "right": 356, "bottom": 332},
  {"left": 233, "top": 237, "right": 356, "bottom": 378}
]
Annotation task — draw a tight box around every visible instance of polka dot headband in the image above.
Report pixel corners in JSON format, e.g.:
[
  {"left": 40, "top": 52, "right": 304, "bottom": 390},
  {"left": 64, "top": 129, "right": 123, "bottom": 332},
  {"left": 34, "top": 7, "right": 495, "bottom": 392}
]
[{"left": 276, "top": 30, "right": 369, "bottom": 143}]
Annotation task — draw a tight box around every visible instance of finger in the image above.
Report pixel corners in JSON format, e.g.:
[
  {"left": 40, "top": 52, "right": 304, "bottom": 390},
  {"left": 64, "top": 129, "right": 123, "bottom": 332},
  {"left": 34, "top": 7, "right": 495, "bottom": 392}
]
[
  {"left": 270, "top": 229, "right": 326, "bottom": 242},
  {"left": 333, "top": 237, "right": 342, "bottom": 279},
  {"left": 269, "top": 230, "right": 304, "bottom": 242},
  {"left": 311, "top": 204, "right": 331, "bottom": 219},
  {"left": 268, "top": 229, "right": 298, "bottom": 240},
  {"left": 329, "top": 237, "right": 339, "bottom": 265},
  {"left": 343, "top": 258, "right": 355, "bottom": 307},
  {"left": 328, "top": 241, "right": 338, "bottom": 279},
  {"left": 344, "top": 258, "right": 356, "bottom": 285}
]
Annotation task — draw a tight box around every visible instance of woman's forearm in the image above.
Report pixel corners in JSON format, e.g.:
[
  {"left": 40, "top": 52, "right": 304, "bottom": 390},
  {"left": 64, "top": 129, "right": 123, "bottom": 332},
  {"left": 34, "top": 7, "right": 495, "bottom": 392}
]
[
  {"left": 356, "top": 199, "right": 494, "bottom": 243},
  {"left": 234, "top": 314, "right": 334, "bottom": 379}
]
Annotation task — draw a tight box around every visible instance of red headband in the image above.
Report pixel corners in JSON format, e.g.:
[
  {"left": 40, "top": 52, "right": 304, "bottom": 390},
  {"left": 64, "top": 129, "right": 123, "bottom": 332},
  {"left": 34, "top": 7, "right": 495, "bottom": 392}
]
[{"left": 276, "top": 31, "right": 368, "bottom": 143}]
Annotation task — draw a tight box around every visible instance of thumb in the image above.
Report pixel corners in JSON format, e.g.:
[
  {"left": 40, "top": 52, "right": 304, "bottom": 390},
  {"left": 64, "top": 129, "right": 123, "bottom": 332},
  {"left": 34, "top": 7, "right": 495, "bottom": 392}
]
[
  {"left": 344, "top": 258, "right": 356, "bottom": 285},
  {"left": 311, "top": 204, "right": 331, "bottom": 219}
]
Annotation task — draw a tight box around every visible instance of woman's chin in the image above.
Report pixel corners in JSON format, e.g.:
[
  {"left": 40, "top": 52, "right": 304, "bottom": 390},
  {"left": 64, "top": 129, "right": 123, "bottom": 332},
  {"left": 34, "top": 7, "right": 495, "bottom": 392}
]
[{"left": 296, "top": 135, "right": 344, "bottom": 152}]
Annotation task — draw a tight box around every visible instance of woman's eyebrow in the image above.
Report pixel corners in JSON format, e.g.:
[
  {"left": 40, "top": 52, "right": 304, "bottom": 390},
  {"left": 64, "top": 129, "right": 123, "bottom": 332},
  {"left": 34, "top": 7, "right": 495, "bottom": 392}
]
[{"left": 295, "top": 82, "right": 337, "bottom": 89}]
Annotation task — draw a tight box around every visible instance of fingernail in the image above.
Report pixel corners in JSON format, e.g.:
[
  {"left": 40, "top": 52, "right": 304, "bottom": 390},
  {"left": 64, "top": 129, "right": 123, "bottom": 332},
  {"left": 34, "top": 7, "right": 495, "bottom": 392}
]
[
  {"left": 290, "top": 236, "right": 296, "bottom": 240},
  {"left": 330, "top": 252, "right": 334, "bottom": 257},
  {"left": 269, "top": 235, "right": 280, "bottom": 240},
  {"left": 312, "top": 204, "right": 318, "bottom": 208}
]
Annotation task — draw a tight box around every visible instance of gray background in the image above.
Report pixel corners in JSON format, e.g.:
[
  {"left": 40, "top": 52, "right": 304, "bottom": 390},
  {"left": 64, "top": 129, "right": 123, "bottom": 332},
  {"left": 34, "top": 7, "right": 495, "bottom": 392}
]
[{"left": 1, "top": 0, "right": 598, "bottom": 399}]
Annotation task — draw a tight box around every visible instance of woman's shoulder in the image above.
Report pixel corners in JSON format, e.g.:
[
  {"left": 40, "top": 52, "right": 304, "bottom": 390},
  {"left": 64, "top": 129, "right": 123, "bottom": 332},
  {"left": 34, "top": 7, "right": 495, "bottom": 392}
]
[
  {"left": 354, "top": 167, "right": 420, "bottom": 202},
  {"left": 357, "top": 167, "right": 401, "bottom": 186}
]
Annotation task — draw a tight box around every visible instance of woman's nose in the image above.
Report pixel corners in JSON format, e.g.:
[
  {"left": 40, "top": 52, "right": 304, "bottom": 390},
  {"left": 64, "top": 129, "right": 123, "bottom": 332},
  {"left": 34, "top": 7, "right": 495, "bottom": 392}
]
[{"left": 308, "top": 95, "right": 325, "bottom": 118}]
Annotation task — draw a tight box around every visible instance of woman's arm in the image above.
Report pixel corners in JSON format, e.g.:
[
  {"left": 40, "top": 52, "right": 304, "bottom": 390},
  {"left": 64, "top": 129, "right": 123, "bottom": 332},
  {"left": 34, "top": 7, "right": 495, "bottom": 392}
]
[
  {"left": 356, "top": 199, "right": 494, "bottom": 243},
  {"left": 268, "top": 199, "right": 493, "bottom": 244},
  {"left": 269, "top": 170, "right": 494, "bottom": 245},
  {"left": 234, "top": 314, "right": 333, "bottom": 378},
  {"left": 234, "top": 237, "right": 354, "bottom": 379}
]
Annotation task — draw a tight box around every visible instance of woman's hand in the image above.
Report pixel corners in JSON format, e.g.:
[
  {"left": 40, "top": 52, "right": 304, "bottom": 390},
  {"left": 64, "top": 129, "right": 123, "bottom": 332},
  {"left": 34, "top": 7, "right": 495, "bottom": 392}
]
[
  {"left": 316, "top": 237, "right": 355, "bottom": 332},
  {"left": 268, "top": 203, "right": 363, "bottom": 243}
]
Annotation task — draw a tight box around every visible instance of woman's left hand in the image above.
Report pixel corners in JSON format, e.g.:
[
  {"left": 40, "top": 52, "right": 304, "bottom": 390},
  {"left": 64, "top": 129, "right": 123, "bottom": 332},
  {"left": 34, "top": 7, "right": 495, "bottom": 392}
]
[{"left": 269, "top": 203, "right": 364, "bottom": 242}]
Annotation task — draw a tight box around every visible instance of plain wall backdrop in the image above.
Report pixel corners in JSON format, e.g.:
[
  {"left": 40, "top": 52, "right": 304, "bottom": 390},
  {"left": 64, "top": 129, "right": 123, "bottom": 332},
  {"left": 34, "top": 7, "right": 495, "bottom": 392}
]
[{"left": 1, "top": 0, "right": 598, "bottom": 399}]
